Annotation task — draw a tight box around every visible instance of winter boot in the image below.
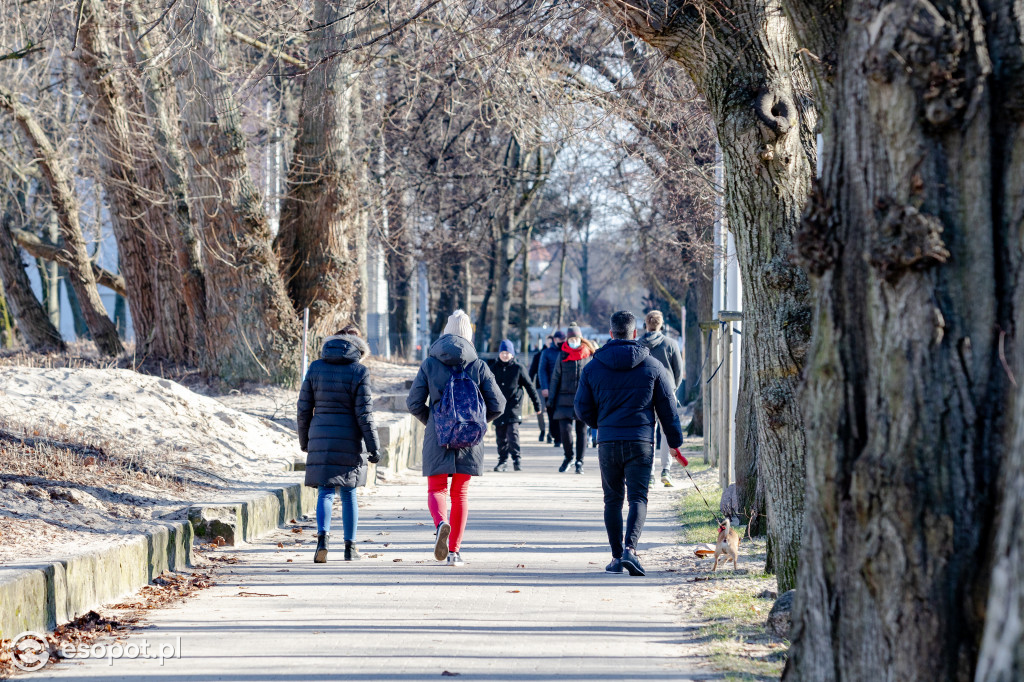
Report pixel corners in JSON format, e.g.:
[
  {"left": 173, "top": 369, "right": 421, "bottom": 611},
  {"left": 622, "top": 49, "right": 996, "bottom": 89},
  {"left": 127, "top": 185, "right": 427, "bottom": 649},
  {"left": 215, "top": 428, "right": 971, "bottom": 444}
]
[
  {"left": 345, "top": 541, "right": 361, "bottom": 561},
  {"left": 494, "top": 460, "right": 508, "bottom": 472},
  {"left": 314, "top": 532, "right": 330, "bottom": 563},
  {"left": 559, "top": 455, "right": 573, "bottom": 472}
]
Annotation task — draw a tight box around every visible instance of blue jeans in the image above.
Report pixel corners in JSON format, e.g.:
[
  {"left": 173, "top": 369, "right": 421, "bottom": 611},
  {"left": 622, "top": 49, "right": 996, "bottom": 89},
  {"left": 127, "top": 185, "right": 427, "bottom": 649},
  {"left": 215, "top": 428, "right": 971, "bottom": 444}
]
[{"left": 316, "top": 485, "right": 358, "bottom": 541}]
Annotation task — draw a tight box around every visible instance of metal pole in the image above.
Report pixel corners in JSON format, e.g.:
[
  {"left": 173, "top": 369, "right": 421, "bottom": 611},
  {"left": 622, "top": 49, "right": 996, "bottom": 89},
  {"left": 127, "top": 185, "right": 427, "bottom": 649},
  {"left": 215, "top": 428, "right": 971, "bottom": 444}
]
[{"left": 301, "top": 307, "right": 309, "bottom": 378}]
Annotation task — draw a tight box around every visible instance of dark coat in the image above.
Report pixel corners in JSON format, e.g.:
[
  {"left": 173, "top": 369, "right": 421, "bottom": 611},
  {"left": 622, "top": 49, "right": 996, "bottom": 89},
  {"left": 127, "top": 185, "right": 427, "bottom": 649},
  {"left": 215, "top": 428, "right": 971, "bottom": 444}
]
[
  {"left": 298, "top": 335, "right": 379, "bottom": 489},
  {"left": 537, "top": 344, "right": 561, "bottom": 392},
  {"left": 640, "top": 330, "right": 683, "bottom": 389},
  {"left": 547, "top": 347, "right": 591, "bottom": 421},
  {"left": 406, "top": 334, "right": 505, "bottom": 477},
  {"left": 528, "top": 350, "right": 542, "bottom": 384},
  {"left": 574, "top": 338, "right": 683, "bottom": 448},
  {"left": 487, "top": 357, "right": 541, "bottom": 426}
]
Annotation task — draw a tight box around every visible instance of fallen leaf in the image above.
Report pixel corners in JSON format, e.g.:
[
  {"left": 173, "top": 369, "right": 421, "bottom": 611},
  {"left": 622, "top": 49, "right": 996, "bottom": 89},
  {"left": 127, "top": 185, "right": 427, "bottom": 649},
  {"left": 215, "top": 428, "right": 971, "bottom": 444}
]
[
  {"left": 516, "top": 564, "right": 526, "bottom": 568},
  {"left": 393, "top": 558, "right": 403, "bottom": 562},
  {"left": 289, "top": 519, "right": 297, "bottom": 524},
  {"left": 291, "top": 528, "right": 302, "bottom": 534},
  {"left": 507, "top": 590, "right": 520, "bottom": 593},
  {"left": 441, "top": 672, "right": 460, "bottom": 677},
  {"left": 215, "top": 536, "right": 226, "bottom": 546},
  {"left": 286, "top": 559, "right": 293, "bottom": 563},
  {"left": 277, "top": 543, "right": 284, "bottom": 548}
]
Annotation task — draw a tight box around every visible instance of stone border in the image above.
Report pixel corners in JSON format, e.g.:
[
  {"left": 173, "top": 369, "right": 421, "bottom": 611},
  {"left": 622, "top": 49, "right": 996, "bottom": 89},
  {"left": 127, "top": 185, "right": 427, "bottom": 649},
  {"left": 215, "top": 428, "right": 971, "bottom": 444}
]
[
  {"left": 0, "top": 520, "right": 193, "bottom": 639},
  {"left": 188, "top": 483, "right": 317, "bottom": 546}
]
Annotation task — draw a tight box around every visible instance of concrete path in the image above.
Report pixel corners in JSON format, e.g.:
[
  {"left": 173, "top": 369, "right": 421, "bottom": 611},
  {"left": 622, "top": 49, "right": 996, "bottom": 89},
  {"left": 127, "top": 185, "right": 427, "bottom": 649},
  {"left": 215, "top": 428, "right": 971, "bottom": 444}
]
[{"left": 36, "top": 422, "right": 706, "bottom": 681}]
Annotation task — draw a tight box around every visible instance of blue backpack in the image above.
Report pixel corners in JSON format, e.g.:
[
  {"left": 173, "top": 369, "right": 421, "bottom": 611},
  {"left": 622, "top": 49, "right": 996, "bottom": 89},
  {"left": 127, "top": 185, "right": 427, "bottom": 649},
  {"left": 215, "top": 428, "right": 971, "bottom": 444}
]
[{"left": 434, "top": 365, "right": 487, "bottom": 449}]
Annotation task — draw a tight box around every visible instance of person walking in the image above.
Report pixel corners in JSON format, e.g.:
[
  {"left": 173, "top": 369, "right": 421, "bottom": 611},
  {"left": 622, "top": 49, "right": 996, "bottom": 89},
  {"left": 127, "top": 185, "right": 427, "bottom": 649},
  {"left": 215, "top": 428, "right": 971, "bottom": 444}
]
[
  {"left": 538, "top": 330, "right": 565, "bottom": 447},
  {"left": 639, "top": 310, "right": 684, "bottom": 487},
  {"left": 575, "top": 310, "right": 685, "bottom": 576},
  {"left": 488, "top": 339, "right": 542, "bottom": 471},
  {"left": 528, "top": 335, "right": 551, "bottom": 442},
  {"left": 548, "top": 323, "right": 592, "bottom": 474},
  {"left": 407, "top": 310, "right": 505, "bottom": 566},
  {"left": 298, "top": 325, "right": 380, "bottom": 563}
]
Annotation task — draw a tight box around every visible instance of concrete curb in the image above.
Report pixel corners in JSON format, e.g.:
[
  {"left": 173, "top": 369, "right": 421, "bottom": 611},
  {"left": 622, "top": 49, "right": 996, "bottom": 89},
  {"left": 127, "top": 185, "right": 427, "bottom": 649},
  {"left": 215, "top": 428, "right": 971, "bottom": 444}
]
[
  {"left": 0, "top": 520, "right": 193, "bottom": 639},
  {"left": 188, "top": 482, "right": 317, "bottom": 546}
]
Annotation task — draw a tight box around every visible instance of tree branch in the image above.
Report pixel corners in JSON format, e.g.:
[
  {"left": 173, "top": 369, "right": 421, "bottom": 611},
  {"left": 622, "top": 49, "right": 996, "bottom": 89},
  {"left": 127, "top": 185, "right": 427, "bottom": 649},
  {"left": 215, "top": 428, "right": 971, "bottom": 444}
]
[{"left": 11, "top": 228, "right": 127, "bottom": 297}]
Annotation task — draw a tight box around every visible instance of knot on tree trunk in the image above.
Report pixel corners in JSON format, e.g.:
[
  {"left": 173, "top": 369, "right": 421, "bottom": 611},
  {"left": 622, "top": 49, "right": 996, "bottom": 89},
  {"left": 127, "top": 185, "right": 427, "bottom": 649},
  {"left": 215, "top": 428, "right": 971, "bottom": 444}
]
[
  {"left": 869, "top": 200, "right": 951, "bottom": 283},
  {"left": 753, "top": 87, "right": 797, "bottom": 139}
]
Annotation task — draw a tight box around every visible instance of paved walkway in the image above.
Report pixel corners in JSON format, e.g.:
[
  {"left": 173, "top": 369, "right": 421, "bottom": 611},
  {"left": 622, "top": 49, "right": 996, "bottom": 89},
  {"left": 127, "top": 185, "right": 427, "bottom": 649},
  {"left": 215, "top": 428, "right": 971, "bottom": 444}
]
[{"left": 37, "top": 422, "right": 705, "bottom": 681}]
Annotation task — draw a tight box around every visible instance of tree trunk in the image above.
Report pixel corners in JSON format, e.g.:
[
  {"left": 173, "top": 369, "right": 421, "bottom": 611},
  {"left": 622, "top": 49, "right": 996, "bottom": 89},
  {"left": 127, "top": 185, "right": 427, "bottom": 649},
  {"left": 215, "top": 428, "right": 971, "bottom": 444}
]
[
  {"left": 520, "top": 224, "right": 532, "bottom": 353},
  {"left": 385, "top": 202, "right": 416, "bottom": 359},
  {"left": 784, "top": 1, "right": 1024, "bottom": 679},
  {"left": 475, "top": 232, "right": 497, "bottom": 350},
  {"left": 75, "top": 0, "right": 190, "bottom": 360},
  {"left": 276, "top": 0, "right": 366, "bottom": 337},
  {"left": 0, "top": 86, "right": 122, "bottom": 356},
  {"left": 173, "top": 0, "right": 300, "bottom": 384},
  {"left": 683, "top": 284, "right": 701, "bottom": 404},
  {"left": 126, "top": 0, "right": 207, "bottom": 362},
  {"left": 602, "top": 0, "right": 815, "bottom": 592},
  {"left": 491, "top": 208, "right": 515, "bottom": 352},
  {"left": 0, "top": 209, "right": 63, "bottom": 352}
]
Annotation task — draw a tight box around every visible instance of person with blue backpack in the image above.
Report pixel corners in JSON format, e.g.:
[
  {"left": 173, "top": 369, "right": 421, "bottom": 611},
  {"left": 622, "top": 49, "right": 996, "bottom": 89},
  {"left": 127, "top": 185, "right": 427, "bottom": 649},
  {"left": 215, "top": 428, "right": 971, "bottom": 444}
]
[{"left": 406, "top": 310, "right": 505, "bottom": 566}]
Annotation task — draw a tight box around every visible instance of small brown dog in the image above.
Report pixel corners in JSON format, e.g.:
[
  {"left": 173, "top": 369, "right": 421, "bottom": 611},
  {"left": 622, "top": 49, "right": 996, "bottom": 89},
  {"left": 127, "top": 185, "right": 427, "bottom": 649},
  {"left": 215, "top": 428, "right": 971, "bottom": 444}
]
[{"left": 713, "top": 519, "right": 740, "bottom": 571}]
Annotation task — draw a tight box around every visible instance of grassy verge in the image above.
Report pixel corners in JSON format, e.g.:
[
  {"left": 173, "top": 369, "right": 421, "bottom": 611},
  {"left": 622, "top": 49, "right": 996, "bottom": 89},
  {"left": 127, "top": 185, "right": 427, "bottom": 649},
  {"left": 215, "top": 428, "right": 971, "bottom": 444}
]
[
  {"left": 701, "top": 584, "right": 788, "bottom": 680},
  {"left": 675, "top": 459, "right": 788, "bottom": 680}
]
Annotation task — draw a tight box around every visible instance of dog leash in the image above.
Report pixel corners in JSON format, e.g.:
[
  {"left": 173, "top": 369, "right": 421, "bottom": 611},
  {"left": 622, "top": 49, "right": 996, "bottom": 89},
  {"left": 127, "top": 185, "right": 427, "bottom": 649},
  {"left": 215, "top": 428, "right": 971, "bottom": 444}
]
[{"left": 682, "top": 467, "right": 724, "bottom": 527}]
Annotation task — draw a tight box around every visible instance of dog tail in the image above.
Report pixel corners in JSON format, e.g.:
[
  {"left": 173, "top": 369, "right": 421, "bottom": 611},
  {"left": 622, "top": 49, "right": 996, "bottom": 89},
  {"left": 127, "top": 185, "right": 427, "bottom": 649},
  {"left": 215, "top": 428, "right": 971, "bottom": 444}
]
[{"left": 724, "top": 518, "right": 731, "bottom": 533}]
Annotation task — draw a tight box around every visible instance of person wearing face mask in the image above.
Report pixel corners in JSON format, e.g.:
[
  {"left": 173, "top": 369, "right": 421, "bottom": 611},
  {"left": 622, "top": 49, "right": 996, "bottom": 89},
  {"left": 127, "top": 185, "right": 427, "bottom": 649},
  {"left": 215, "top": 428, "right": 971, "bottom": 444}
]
[
  {"left": 547, "top": 323, "right": 592, "bottom": 473},
  {"left": 487, "top": 340, "right": 542, "bottom": 471}
]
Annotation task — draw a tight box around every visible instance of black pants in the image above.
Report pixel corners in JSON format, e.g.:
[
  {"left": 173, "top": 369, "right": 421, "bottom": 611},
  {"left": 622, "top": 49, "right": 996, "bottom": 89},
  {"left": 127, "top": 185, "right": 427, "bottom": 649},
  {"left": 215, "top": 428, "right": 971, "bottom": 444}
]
[
  {"left": 560, "top": 418, "right": 587, "bottom": 463},
  {"left": 495, "top": 422, "right": 521, "bottom": 463},
  {"left": 598, "top": 441, "right": 654, "bottom": 558},
  {"left": 546, "top": 402, "right": 560, "bottom": 443}
]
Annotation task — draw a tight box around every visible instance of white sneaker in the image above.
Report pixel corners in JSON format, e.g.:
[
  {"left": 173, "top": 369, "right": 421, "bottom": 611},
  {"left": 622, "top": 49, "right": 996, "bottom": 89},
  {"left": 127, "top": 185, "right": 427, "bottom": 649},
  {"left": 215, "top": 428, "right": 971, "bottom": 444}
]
[
  {"left": 434, "top": 521, "right": 451, "bottom": 561},
  {"left": 446, "top": 551, "right": 465, "bottom": 566}
]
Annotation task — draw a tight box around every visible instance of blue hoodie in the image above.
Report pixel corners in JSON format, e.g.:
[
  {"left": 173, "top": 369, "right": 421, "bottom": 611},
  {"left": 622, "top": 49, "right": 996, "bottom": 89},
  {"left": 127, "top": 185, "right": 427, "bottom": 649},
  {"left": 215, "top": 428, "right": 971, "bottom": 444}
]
[{"left": 574, "top": 338, "right": 683, "bottom": 447}]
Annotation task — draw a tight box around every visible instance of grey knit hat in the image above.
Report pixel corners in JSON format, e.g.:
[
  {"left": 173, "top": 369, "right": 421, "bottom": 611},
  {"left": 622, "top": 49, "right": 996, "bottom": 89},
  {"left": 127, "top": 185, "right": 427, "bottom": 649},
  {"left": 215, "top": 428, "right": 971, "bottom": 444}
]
[{"left": 566, "top": 323, "right": 582, "bottom": 338}]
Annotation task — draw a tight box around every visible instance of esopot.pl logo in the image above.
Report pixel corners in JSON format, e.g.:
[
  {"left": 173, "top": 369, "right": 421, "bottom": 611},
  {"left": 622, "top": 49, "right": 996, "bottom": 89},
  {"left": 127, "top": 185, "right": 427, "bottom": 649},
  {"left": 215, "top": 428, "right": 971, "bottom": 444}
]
[{"left": 9, "top": 631, "right": 50, "bottom": 672}]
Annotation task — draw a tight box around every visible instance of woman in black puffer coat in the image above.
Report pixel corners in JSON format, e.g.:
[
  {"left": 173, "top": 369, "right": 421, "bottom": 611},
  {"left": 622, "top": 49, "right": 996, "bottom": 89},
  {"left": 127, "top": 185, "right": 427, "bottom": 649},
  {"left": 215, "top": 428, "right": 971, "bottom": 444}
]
[{"left": 298, "top": 325, "right": 380, "bottom": 563}]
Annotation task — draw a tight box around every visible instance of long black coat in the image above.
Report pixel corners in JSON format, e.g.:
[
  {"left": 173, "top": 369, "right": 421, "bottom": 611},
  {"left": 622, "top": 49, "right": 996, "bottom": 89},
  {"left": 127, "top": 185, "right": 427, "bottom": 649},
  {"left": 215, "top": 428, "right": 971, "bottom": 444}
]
[
  {"left": 298, "top": 335, "right": 380, "bottom": 488},
  {"left": 487, "top": 357, "right": 541, "bottom": 426},
  {"left": 547, "top": 345, "right": 591, "bottom": 421},
  {"left": 406, "top": 334, "right": 505, "bottom": 477}
]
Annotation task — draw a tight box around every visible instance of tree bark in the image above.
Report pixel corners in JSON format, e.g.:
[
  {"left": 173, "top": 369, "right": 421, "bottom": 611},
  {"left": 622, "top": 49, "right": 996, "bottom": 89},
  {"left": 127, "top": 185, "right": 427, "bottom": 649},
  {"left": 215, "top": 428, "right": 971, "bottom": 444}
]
[
  {"left": 74, "top": 0, "right": 192, "bottom": 360},
  {"left": 276, "top": 0, "right": 366, "bottom": 337},
  {"left": 783, "top": 1, "right": 1024, "bottom": 679},
  {"left": 0, "top": 209, "right": 63, "bottom": 352},
  {"left": 0, "top": 85, "right": 122, "bottom": 356},
  {"left": 601, "top": 0, "right": 815, "bottom": 591},
  {"left": 491, "top": 207, "right": 515, "bottom": 351},
  {"left": 126, "top": 0, "right": 207, "bottom": 362},
  {"left": 683, "top": 284, "right": 701, "bottom": 403},
  {"left": 520, "top": 224, "right": 532, "bottom": 353},
  {"left": 173, "top": 0, "right": 300, "bottom": 384},
  {"left": 385, "top": 201, "right": 417, "bottom": 359}
]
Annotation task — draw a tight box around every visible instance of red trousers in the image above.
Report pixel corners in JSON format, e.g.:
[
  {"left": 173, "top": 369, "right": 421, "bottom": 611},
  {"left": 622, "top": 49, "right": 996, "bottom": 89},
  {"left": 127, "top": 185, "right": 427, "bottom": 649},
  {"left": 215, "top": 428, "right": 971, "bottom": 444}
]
[{"left": 427, "top": 474, "right": 471, "bottom": 552}]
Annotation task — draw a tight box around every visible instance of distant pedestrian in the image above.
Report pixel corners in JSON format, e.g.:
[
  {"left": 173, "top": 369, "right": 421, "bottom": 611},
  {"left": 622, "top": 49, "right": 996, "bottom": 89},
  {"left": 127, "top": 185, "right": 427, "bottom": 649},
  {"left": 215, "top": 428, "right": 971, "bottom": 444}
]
[
  {"left": 640, "top": 310, "right": 684, "bottom": 487},
  {"left": 407, "top": 310, "right": 505, "bottom": 566},
  {"left": 528, "top": 336, "right": 551, "bottom": 441},
  {"left": 538, "top": 331, "right": 565, "bottom": 446},
  {"left": 298, "top": 325, "right": 380, "bottom": 564},
  {"left": 575, "top": 310, "right": 685, "bottom": 576},
  {"left": 548, "top": 323, "right": 592, "bottom": 474},
  {"left": 488, "top": 340, "right": 542, "bottom": 472}
]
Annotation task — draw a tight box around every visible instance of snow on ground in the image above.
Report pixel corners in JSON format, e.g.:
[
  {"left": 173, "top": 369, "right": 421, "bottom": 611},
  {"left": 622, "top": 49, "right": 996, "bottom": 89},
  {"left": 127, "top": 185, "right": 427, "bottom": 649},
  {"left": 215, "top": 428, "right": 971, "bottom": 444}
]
[{"left": 0, "top": 358, "right": 419, "bottom": 570}]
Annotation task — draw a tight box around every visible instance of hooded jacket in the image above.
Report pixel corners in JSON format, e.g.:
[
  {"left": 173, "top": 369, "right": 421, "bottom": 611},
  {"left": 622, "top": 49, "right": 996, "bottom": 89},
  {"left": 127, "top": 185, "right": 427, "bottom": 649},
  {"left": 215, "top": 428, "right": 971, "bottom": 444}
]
[
  {"left": 547, "top": 341, "right": 591, "bottom": 421},
  {"left": 574, "top": 338, "right": 683, "bottom": 447},
  {"left": 298, "top": 334, "right": 379, "bottom": 488},
  {"left": 639, "top": 330, "right": 684, "bottom": 389},
  {"left": 406, "top": 334, "right": 505, "bottom": 476},
  {"left": 537, "top": 341, "right": 562, "bottom": 392},
  {"left": 487, "top": 356, "right": 541, "bottom": 426}
]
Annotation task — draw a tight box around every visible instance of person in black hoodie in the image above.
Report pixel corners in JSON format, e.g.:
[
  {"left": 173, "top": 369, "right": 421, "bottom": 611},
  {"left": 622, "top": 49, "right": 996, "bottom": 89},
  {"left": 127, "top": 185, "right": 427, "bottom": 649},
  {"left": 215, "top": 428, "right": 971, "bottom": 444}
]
[
  {"left": 298, "top": 325, "right": 380, "bottom": 564},
  {"left": 488, "top": 339, "right": 542, "bottom": 472},
  {"left": 575, "top": 311, "right": 685, "bottom": 576}
]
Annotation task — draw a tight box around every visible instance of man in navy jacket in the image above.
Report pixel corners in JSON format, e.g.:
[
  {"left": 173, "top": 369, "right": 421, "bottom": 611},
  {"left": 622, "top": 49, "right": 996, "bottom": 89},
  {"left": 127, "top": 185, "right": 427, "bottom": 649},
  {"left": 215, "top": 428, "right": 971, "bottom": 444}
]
[{"left": 575, "top": 310, "right": 685, "bottom": 576}]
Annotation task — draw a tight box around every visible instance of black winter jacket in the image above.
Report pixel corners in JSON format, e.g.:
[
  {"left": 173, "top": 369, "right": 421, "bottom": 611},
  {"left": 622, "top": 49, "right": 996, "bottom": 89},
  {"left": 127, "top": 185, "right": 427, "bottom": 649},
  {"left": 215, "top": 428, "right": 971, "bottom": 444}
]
[
  {"left": 574, "top": 338, "right": 683, "bottom": 448},
  {"left": 528, "top": 350, "right": 542, "bottom": 384},
  {"left": 537, "top": 344, "right": 560, "bottom": 392},
  {"left": 406, "top": 334, "right": 505, "bottom": 477},
  {"left": 547, "top": 346, "right": 590, "bottom": 421},
  {"left": 298, "top": 335, "right": 380, "bottom": 488},
  {"left": 487, "top": 357, "right": 541, "bottom": 426},
  {"left": 640, "top": 330, "right": 683, "bottom": 389}
]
